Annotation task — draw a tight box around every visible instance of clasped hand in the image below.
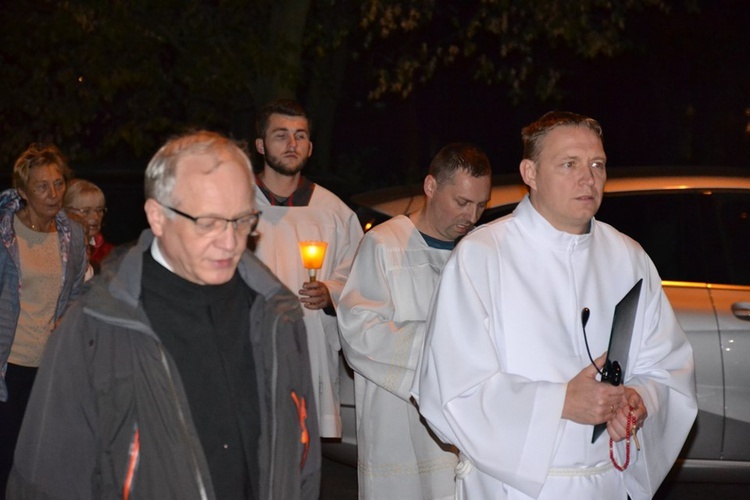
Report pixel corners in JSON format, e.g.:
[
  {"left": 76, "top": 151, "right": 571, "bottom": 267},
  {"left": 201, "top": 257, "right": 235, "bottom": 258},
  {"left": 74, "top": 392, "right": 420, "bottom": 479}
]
[
  {"left": 562, "top": 353, "right": 648, "bottom": 441},
  {"left": 607, "top": 387, "right": 647, "bottom": 442}
]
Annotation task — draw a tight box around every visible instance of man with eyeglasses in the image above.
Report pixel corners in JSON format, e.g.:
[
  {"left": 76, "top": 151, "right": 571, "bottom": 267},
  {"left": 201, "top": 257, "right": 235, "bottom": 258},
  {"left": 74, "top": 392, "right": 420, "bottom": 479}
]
[
  {"left": 8, "top": 131, "right": 321, "bottom": 499},
  {"left": 253, "top": 98, "right": 363, "bottom": 438}
]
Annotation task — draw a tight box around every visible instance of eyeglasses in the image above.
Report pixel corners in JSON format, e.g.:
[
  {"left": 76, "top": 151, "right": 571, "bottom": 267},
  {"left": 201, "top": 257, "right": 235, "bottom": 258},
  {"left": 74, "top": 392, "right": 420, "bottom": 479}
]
[
  {"left": 67, "top": 207, "right": 107, "bottom": 217},
  {"left": 164, "top": 205, "right": 261, "bottom": 237}
]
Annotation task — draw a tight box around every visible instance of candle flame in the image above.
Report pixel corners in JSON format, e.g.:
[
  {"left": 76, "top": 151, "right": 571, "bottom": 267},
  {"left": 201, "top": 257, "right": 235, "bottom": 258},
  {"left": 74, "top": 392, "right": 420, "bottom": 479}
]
[{"left": 299, "top": 241, "right": 327, "bottom": 270}]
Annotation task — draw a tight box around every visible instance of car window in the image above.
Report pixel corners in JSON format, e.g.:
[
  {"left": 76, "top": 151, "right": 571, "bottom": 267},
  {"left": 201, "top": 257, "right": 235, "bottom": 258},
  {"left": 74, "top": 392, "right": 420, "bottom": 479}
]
[
  {"left": 357, "top": 206, "right": 393, "bottom": 233},
  {"left": 598, "top": 190, "right": 750, "bottom": 287},
  {"left": 596, "top": 192, "right": 708, "bottom": 284},
  {"left": 707, "top": 192, "right": 750, "bottom": 286},
  {"left": 478, "top": 190, "right": 750, "bottom": 287},
  {"left": 477, "top": 205, "right": 516, "bottom": 226}
]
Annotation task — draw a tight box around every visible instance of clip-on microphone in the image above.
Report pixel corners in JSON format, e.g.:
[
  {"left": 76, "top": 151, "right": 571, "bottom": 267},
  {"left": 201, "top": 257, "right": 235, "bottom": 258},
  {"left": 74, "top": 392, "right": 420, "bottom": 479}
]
[{"left": 581, "top": 307, "right": 622, "bottom": 386}]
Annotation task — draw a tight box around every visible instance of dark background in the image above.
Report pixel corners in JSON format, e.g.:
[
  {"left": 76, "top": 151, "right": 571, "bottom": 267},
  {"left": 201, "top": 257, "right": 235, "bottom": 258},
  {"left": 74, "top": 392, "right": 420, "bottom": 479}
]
[
  {"left": 1, "top": 0, "right": 748, "bottom": 245},
  {"left": 331, "top": 0, "right": 749, "bottom": 182}
]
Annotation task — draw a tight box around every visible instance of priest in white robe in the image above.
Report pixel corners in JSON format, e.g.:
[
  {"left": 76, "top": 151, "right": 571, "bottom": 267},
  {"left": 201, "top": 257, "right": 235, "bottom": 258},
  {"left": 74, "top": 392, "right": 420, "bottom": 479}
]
[
  {"left": 413, "top": 112, "right": 697, "bottom": 500},
  {"left": 253, "top": 99, "right": 363, "bottom": 437},
  {"left": 338, "top": 144, "right": 492, "bottom": 499}
]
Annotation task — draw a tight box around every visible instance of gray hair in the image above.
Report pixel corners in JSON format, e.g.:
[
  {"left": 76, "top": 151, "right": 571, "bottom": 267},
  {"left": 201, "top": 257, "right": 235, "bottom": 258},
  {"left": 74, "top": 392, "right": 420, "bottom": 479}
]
[
  {"left": 144, "top": 130, "right": 254, "bottom": 206},
  {"left": 64, "top": 178, "right": 105, "bottom": 208}
]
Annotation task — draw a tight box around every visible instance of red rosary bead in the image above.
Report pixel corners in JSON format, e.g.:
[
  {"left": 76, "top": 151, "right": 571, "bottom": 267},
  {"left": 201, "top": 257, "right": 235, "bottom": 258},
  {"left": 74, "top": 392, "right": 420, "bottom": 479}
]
[{"left": 610, "top": 409, "right": 637, "bottom": 471}]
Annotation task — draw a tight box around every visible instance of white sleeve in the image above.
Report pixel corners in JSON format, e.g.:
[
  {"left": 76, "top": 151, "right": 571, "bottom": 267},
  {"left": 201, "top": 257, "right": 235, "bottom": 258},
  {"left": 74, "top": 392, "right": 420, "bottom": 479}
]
[
  {"left": 322, "top": 208, "right": 364, "bottom": 307},
  {"left": 413, "top": 239, "right": 568, "bottom": 499},
  {"left": 338, "top": 231, "right": 425, "bottom": 402}
]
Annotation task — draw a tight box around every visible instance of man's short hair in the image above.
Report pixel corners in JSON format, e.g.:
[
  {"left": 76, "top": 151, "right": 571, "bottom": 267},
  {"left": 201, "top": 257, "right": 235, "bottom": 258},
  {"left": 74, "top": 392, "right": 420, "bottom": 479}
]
[
  {"left": 13, "top": 143, "right": 72, "bottom": 192},
  {"left": 144, "top": 130, "right": 253, "bottom": 206},
  {"left": 428, "top": 143, "right": 492, "bottom": 186},
  {"left": 521, "top": 111, "right": 603, "bottom": 163},
  {"left": 255, "top": 98, "right": 310, "bottom": 139}
]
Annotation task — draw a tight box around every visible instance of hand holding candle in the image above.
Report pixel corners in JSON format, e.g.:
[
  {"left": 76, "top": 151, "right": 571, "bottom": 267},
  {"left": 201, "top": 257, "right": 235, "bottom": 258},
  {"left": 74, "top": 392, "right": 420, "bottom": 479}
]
[{"left": 299, "top": 241, "right": 328, "bottom": 283}]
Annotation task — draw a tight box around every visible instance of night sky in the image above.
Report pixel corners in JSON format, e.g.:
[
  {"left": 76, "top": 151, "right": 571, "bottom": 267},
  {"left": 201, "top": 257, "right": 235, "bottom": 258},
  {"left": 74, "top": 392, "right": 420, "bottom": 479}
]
[
  {"left": 2, "top": 1, "right": 747, "bottom": 245},
  {"left": 329, "top": 0, "right": 750, "bottom": 188}
]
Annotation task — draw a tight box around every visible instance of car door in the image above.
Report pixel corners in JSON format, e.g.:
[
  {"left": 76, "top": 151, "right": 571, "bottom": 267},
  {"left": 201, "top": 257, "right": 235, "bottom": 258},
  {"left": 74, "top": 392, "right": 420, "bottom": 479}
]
[
  {"left": 702, "top": 191, "right": 750, "bottom": 461},
  {"left": 711, "top": 286, "right": 750, "bottom": 460},
  {"left": 596, "top": 191, "right": 723, "bottom": 460},
  {"left": 663, "top": 284, "right": 724, "bottom": 459}
]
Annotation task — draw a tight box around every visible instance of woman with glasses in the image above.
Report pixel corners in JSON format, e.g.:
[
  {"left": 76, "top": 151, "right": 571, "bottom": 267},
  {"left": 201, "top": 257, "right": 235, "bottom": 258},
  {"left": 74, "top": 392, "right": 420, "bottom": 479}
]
[
  {"left": 0, "top": 144, "right": 87, "bottom": 498},
  {"left": 64, "top": 178, "right": 114, "bottom": 274}
]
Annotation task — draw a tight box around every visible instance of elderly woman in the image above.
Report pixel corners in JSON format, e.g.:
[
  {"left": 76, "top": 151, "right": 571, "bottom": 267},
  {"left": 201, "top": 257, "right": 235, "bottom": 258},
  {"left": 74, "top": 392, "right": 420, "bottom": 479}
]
[
  {"left": 0, "top": 144, "right": 87, "bottom": 496},
  {"left": 64, "top": 178, "right": 115, "bottom": 273}
]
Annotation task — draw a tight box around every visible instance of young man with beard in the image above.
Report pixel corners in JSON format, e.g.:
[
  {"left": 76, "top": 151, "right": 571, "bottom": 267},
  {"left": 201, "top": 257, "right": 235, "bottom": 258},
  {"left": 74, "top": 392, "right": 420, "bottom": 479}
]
[
  {"left": 337, "top": 143, "right": 492, "bottom": 499},
  {"left": 253, "top": 99, "right": 363, "bottom": 438}
]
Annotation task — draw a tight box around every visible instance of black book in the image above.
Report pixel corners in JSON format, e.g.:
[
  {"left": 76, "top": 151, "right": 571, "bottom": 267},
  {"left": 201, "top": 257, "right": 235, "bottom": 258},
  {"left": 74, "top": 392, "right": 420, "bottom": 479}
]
[{"left": 592, "top": 278, "right": 643, "bottom": 443}]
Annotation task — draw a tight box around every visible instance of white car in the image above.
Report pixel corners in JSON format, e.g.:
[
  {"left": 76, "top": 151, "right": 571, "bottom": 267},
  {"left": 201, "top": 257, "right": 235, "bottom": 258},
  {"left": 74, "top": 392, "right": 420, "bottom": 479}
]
[{"left": 326, "top": 167, "right": 750, "bottom": 482}]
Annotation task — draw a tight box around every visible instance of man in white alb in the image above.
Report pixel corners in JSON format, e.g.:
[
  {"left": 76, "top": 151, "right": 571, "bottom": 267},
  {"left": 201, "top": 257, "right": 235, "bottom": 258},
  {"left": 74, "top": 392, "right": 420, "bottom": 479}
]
[
  {"left": 413, "top": 111, "right": 697, "bottom": 500},
  {"left": 253, "top": 99, "right": 363, "bottom": 438},
  {"left": 338, "top": 144, "right": 492, "bottom": 499}
]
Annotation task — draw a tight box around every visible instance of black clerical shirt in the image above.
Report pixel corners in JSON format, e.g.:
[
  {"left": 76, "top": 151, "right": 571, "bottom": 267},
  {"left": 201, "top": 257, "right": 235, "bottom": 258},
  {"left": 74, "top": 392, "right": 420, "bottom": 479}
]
[{"left": 141, "top": 252, "right": 259, "bottom": 500}]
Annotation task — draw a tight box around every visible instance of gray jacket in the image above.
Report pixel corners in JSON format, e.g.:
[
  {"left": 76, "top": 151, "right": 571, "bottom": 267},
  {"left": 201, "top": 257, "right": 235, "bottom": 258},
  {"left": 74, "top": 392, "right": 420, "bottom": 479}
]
[
  {"left": 7, "top": 230, "right": 321, "bottom": 499},
  {"left": 0, "top": 188, "right": 87, "bottom": 401}
]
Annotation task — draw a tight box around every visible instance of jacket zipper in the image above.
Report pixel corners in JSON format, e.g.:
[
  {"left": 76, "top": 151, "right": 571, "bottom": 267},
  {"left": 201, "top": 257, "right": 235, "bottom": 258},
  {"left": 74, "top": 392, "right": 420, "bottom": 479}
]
[
  {"left": 267, "top": 314, "right": 280, "bottom": 498},
  {"left": 159, "top": 346, "right": 209, "bottom": 500}
]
